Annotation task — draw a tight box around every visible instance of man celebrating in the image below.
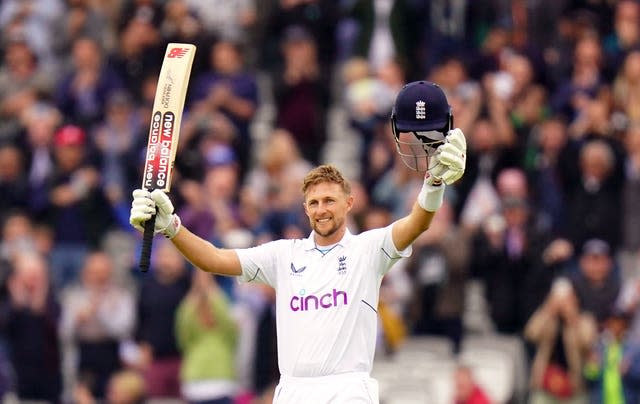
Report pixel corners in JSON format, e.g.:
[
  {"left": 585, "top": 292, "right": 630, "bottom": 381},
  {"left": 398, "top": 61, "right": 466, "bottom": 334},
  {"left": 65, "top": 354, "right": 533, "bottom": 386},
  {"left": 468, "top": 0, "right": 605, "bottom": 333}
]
[{"left": 130, "top": 81, "right": 466, "bottom": 403}]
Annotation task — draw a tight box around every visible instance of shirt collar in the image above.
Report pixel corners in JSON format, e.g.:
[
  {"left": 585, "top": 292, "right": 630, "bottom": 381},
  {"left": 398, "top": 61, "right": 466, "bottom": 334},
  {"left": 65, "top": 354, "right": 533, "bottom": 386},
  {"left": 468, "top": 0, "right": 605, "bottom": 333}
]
[{"left": 302, "top": 229, "right": 353, "bottom": 251}]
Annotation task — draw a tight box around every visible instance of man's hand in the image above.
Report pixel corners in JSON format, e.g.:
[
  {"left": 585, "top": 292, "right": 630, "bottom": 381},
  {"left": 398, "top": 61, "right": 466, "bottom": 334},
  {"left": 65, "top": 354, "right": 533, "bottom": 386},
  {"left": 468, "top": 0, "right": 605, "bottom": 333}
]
[
  {"left": 129, "top": 189, "right": 181, "bottom": 239},
  {"left": 428, "top": 128, "right": 467, "bottom": 185}
]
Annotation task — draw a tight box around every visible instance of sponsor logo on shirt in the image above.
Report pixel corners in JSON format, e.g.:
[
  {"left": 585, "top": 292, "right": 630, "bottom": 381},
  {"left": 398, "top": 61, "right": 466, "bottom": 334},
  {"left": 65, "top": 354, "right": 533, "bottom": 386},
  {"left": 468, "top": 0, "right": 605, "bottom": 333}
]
[{"left": 290, "top": 288, "right": 348, "bottom": 311}]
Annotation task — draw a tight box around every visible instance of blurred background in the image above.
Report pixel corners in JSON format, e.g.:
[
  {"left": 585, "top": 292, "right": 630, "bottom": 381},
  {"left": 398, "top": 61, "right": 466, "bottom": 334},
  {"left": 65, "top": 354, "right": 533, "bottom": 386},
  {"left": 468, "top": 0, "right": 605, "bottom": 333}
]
[{"left": 2, "top": 0, "right": 640, "bottom": 403}]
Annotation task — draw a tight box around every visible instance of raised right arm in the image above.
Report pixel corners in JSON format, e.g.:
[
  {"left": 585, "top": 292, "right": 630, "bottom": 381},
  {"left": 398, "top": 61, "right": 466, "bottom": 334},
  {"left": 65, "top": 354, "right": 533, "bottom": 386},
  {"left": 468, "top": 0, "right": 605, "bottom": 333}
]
[
  {"left": 171, "top": 226, "right": 242, "bottom": 276},
  {"left": 130, "top": 189, "right": 242, "bottom": 276}
]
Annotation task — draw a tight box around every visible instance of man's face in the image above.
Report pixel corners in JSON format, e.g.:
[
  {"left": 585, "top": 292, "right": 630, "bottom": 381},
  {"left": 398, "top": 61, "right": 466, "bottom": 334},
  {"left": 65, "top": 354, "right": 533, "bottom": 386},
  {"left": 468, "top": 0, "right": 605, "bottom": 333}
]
[
  {"left": 580, "top": 253, "right": 612, "bottom": 284},
  {"left": 304, "top": 182, "right": 353, "bottom": 244}
]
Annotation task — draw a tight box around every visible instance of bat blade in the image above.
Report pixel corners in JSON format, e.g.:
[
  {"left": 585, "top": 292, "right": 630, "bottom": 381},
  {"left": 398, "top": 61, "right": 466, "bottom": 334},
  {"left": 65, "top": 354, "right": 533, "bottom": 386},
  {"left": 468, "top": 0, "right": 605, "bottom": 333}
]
[{"left": 139, "top": 43, "right": 196, "bottom": 272}]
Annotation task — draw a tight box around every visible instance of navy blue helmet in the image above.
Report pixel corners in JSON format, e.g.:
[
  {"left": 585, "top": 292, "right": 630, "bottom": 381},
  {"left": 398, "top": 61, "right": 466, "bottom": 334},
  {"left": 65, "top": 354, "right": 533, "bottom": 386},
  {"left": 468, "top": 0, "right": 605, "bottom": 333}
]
[{"left": 390, "top": 81, "right": 453, "bottom": 172}]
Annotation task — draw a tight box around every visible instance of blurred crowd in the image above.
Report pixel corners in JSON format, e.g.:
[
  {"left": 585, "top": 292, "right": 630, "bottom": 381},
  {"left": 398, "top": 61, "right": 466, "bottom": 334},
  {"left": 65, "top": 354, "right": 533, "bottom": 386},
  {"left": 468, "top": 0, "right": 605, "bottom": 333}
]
[{"left": 3, "top": 0, "right": 640, "bottom": 403}]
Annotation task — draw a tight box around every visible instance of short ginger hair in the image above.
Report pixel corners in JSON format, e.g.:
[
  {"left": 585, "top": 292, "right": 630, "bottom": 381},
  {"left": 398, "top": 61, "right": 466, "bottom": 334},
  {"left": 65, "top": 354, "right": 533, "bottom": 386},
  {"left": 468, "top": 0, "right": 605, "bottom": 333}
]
[{"left": 301, "top": 164, "right": 351, "bottom": 196}]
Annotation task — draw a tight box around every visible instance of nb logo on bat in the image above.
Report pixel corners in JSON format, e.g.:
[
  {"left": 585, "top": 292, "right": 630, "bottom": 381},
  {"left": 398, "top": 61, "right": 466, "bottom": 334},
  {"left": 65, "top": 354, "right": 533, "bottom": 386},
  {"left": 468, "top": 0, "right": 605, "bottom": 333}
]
[{"left": 167, "top": 47, "right": 190, "bottom": 58}]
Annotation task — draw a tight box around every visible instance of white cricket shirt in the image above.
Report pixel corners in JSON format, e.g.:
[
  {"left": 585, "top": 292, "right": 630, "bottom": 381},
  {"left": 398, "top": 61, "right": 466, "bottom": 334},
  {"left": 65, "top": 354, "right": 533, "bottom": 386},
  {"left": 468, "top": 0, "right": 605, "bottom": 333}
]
[{"left": 236, "top": 224, "right": 411, "bottom": 377}]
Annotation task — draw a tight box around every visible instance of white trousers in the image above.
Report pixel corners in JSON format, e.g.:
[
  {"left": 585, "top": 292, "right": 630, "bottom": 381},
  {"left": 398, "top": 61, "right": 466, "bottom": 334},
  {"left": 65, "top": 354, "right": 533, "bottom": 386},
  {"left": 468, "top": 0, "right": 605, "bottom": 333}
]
[{"left": 273, "top": 372, "right": 379, "bottom": 404}]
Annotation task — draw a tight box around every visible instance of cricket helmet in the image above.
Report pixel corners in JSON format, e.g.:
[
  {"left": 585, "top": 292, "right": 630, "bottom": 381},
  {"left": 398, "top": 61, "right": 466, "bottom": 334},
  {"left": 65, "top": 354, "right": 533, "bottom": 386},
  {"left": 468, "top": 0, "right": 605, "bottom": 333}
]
[{"left": 390, "top": 81, "right": 453, "bottom": 172}]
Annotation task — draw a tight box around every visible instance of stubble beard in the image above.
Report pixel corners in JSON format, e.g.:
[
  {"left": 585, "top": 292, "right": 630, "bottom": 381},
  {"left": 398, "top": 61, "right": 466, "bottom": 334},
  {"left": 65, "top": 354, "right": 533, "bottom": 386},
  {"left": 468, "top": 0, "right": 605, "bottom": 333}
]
[{"left": 312, "top": 217, "right": 344, "bottom": 239}]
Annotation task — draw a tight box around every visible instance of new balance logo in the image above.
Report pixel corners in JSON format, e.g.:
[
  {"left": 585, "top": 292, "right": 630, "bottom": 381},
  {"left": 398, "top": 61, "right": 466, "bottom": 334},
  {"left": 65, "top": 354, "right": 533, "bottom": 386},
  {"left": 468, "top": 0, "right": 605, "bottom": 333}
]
[
  {"left": 291, "top": 263, "right": 307, "bottom": 274},
  {"left": 167, "top": 47, "right": 190, "bottom": 58}
]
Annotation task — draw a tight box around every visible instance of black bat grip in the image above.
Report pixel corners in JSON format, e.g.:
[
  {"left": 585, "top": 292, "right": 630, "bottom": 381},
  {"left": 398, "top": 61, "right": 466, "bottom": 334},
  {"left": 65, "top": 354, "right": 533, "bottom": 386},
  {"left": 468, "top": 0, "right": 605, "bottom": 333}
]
[{"left": 139, "top": 212, "right": 156, "bottom": 272}]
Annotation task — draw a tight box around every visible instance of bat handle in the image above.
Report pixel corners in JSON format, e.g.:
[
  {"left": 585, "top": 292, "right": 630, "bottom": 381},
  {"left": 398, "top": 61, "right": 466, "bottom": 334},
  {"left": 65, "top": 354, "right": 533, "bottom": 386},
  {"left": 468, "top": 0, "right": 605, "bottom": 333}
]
[{"left": 139, "top": 211, "right": 156, "bottom": 272}]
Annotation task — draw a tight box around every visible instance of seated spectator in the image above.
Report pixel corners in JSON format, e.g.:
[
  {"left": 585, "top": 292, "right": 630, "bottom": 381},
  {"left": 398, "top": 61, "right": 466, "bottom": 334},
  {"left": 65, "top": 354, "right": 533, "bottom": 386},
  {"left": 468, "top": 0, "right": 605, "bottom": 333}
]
[
  {"left": 525, "top": 277, "right": 597, "bottom": 403},
  {"left": 570, "top": 239, "right": 621, "bottom": 324}
]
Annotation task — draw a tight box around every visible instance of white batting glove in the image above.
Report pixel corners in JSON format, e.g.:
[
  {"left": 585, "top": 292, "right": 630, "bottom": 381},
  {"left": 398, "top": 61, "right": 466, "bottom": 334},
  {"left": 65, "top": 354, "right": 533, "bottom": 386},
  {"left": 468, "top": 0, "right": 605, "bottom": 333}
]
[
  {"left": 429, "top": 128, "right": 466, "bottom": 185},
  {"left": 129, "top": 189, "right": 182, "bottom": 239}
]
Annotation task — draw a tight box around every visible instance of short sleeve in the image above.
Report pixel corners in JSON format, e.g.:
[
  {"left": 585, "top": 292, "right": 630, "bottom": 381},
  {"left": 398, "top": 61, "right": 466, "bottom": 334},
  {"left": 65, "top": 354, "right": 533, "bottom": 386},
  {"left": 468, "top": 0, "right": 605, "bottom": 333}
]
[{"left": 236, "top": 239, "right": 289, "bottom": 287}]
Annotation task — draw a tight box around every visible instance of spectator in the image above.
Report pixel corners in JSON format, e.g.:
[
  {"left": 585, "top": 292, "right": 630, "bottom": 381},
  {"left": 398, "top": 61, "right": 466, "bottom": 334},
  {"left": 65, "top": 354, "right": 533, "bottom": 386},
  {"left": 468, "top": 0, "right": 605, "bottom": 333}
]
[
  {"left": 550, "top": 34, "right": 606, "bottom": 123},
  {"left": 272, "top": 25, "right": 330, "bottom": 165},
  {"left": 242, "top": 128, "right": 312, "bottom": 241},
  {"left": 612, "top": 49, "right": 640, "bottom": 127},
  {"left": 34, "top": 125, "right": 114, "bottom": 289},
  {"left": 129, "top": 239, "right": 191, "bottom": 399},
  {"left": 604, "top": 0, "right": 640, "bottom": 76},
  {"left": 483, "top": 52, "right": 546, "bottom": 150},
  {"left": 107, "top": 17, "right": 163, "bottom": 103},
  {"left": 176, "top": 269, "right": 239, "bottom": 404},
  {"left": 20, "top": 102, "right": 62, "bottom": 202},
  {"left": 0, "top": 144, "right": 28, "bottom": 215},
  {"left": 60, "top": 250, "right": 135, "bottom": 399},
  {"left": 429, "top": 56, "right": 482, "bottom": 135},
  {"left": 341, "top": 56, "right": 395, "bottom": 171},
  {"left": 524, "top": 277, "right": 597, "bottom": 403},
  {"left": 160, "top": 0, "right": 206, "bottom": 48},
  {"left": 617, "top": 122, "right": 640, "bottom": 283},
  {"left": 0, "top": 251, "right": 62, "bottom": 403},
  {"left": 0, "top": 0, "right": 66, "bottom": 68},
  {"left": 184, "top": 0, "right": 256, "bottom": 44},
  {"left": 91, "top": 90, "right": 146, "bottom": 229},
  {"left": 371, "top": 153, "right": 424, "bottom": 219},
  {"left": 570, "top": 239, "right": 621, "bottom": 324},
  {"left": 0, "top": 211, "right": 38, "bottom": 297},
  {"left": 54, "top": 36, "right": 124, "bottom": 128},
  {"left": 0, "top": 38, "right": 55, "bottom": 141},
  {"left": 260, "top": 1, "right": 338, "bottom": 74},
  {"left": 405, "top": 201, "right": 470, "bottom": 352},
  {"left": 177, "top": 143, "right": 239, "bottom": 241},
  {"left": 455, "top": 118, "right": 516, "bottom": 232},
  {"left": 189, "top": 38, "right": 259, "bottom": 178},
  {"left": 564, "top": 140, "right": 622, "bottom": 252},
  {"left": 470, "top": 168, "right": 551, "bottom": 333},
  {"left": 525, "top": 116, "right": 576, "bottom": 234},
  {"left": 58, "top": 0, "right": 115, "bottom": 55},
  {"left": 616, "top": 276, "right": 640, "bottom": 344},
  {"left": 584, "top": 310, "right": 640, "bottom": 404}
]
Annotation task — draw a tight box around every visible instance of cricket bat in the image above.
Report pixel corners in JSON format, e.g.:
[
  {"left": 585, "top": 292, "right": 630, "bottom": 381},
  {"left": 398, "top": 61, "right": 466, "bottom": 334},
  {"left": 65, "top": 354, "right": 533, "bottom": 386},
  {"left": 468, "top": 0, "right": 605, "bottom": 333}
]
[{"left": 139, "top": 43, "right": 196, "bottom": 272}]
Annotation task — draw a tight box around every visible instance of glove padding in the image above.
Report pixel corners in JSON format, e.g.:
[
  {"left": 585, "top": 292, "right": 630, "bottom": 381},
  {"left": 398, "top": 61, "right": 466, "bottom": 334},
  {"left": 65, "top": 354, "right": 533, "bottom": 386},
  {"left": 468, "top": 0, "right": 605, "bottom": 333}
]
[
  {"left": 427, "top": 128, "right": 466, "bottom": 185},
  {"left": 129, "top": 189, "right": 181, "bottom": 239}
]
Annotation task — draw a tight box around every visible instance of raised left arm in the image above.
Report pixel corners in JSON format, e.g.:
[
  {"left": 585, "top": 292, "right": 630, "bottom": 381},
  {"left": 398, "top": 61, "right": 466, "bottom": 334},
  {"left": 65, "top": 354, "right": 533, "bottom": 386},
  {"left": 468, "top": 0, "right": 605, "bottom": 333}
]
[{"left": 392, "top": 129, "right": 466, "bottom": 251}]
